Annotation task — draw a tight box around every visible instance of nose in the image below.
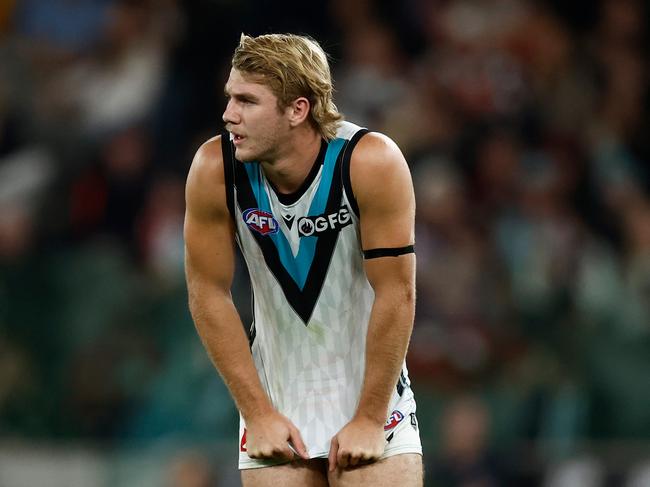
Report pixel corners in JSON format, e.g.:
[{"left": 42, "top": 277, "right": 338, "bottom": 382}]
[{"left": 222, "top": 98, "right": 240, "bottom": 124}]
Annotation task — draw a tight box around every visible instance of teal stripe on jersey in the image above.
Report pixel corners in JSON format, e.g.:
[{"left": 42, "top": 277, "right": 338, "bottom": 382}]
[
  {"left": 243, "top": 161, "right": 265, "bottom": 206},
  {"left": 242, "top": 137, "right": 345, "bottom": 289},
  {"left": 310, "top": 137, "right": 345, "bottom": 215}
]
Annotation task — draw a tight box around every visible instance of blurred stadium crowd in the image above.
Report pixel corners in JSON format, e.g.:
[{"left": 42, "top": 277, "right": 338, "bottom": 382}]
[{"left": 0, "top": 0, "right": 648, "bottom": 485}]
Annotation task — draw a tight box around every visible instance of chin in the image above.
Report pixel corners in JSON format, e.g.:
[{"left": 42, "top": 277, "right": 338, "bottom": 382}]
[{"left": 234, "top": 147, "right": 256, "bottom": 162}]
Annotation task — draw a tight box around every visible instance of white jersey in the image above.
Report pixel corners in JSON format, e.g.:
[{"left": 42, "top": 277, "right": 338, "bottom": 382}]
[{"left": 221, "top": 121, "right": 418, "bottom": 462}]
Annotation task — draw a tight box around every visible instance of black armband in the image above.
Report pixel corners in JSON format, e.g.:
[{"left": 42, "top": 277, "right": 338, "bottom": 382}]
[{"left": 363, "top": 245, "right": 415, "bottom": 259}]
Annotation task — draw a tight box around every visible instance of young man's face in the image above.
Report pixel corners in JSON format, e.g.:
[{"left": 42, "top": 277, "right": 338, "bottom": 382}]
[{"left": 223, "top": 68, "right": 289, "bottom": 162}]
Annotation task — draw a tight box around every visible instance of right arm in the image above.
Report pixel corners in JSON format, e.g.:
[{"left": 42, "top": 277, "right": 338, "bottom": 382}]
[{"left": 184, "top": 136, "right": 308, "bottom": 460}]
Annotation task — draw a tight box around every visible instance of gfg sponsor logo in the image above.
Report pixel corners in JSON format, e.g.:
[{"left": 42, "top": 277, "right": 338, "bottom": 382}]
[
  {"left": 243, "top": 209, "right": 279, "bottom": 236},
  {"left": 298, "top": 206, "right": 351, "bottom": 237}
]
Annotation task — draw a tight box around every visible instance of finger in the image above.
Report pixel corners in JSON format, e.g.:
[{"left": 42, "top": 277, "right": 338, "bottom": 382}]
[
  {"left": 289, "top": 426, "right": 309, "bottom": 460},
  {"left": 277, "top": 445, "right": 295, "bottom": 461},
  {"left": 328, "top": 437, "right": 339, "bottom": 472},
  {"left": 248, "top": 448, "right": 269, "bottom": 459},
  {"left": 359, "top": 452, "right": 378, "bottom": 465},
  {"left": 338, "top": 450, "right": 349, "bottom": 469}
]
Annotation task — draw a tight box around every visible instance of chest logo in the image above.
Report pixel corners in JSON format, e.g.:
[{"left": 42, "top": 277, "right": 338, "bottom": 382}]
[
  {"left": 243, "top": 208, "right": 279, "bottom": 236},
  {"left": 298, "top": 206, "right": 352, "bottom": 237}
]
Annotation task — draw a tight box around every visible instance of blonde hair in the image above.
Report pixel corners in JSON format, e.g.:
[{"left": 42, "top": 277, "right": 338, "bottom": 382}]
[{"left": 232, "top": 33, "right": 343, "bottom": 140}]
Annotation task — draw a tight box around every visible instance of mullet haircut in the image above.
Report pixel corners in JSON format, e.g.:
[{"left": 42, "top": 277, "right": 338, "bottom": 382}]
[{"left": 232, "top": 33, "right": 343, "bottom": 140}]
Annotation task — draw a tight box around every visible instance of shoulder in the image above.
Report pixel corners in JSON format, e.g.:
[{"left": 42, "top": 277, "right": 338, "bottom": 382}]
[
  {"left": 186, "top": 134, "right": 229, "bottom": 217},
  {"left": 349, "top": 132, "right": 412, "bottom": 204},
  {"left": 350, "top": 131, "right": 407, "bottom": 172},
  {"left": 188, "top": 134, "right": 225, "bottom": 185}
]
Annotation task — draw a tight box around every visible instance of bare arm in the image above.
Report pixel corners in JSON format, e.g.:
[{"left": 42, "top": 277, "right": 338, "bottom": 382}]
[
  {"left": 184, "top": 137, "right": 307, "bottom": 460},
  {"left": 354, "top": 133, "right": 416, "bottom": 425},
  {"left": 329, "top": 132, "right": 416, "bottom": 470}
]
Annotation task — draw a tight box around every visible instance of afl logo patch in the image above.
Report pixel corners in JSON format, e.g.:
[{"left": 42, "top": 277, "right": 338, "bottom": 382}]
[
  {"left": 243, "top": 209, "right": 279, "bottom": 236},
  {"left": 240, "top": 428, "right": 247, "bottom": 452},
  {"left": 384, "top": 410, "right": 404, "bottom": 431}
]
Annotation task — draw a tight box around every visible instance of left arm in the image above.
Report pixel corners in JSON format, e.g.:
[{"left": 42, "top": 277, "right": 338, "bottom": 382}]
[{"left": 329, "top": 132, "right": 416, "bottom": 470}]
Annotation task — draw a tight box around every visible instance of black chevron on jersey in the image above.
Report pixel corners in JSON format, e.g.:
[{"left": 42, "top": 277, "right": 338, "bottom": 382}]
[{"left": 222, "top": 131, "right": 366, "bottom": 323}]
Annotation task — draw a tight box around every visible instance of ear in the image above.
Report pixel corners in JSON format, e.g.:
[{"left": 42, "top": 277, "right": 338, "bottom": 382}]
[{"left": 286, "top": 97, "right": 311, "bottom": 127}]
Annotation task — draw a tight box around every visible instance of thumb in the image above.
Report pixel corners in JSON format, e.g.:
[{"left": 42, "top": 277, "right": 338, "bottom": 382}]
[
  {"left": 328, "top": 436, "right": 339, "bottom": 472},
  {"left": 289, "top": 425, "right": 309, "bottom": 460}
]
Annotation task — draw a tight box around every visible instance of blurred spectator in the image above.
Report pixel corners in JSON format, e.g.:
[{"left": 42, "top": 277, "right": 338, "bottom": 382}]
[
  {"left": 427, "top": 395, "right": 507, "bottom": 487},
  {"left": 62, "top": 312, "right": 160, "bottom": 438},
  {"left": 137, "top": 173, "right": 186, "bottom": 285},
  {"left": 423, "top": 0, "right": 529, "bottom": 119},
  {"left": 15, "top": 0, "right": 109, "bottom": 54},
  {"left": 54, "top": 0, "right": 178, "bottom": 135},
  {"left": 10, "top": 0, "right": 180, "bottom": 148},
  {"left": 68, "top": 126, "right": 153, "bottom": 254},
  {"left": 336, "top": 21, "right": 410, "bottom": 129},
  {"left": 0, "top": 147, "right": 54, "bottom": 260},
  {"left": 411, "top": 159, "right": 500, "bottom": 382},
  {"left": 493, "top": 148, "right": 581, "bottom": 326},
  {"left": 472, "top": 128, "right": 522, "bottom": 220}
]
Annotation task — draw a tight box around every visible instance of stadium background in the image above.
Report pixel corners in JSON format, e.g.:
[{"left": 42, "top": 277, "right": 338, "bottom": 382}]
[{"left": 0, "top": 0, "right": 649, "bottom": 485}]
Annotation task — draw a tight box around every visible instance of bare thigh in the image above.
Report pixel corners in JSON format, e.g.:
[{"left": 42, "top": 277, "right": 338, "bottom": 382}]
[
  {"left": 327, "top": 453, "right": 423, "bottom": 487},
  {"left": 241, "top": 458, "right": 329, "bottom": 487}
]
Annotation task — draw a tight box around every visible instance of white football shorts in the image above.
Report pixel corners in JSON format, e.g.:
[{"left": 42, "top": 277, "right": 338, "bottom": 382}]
[{"left": 238, "top": 397, "right": 422, "bottom": 470}]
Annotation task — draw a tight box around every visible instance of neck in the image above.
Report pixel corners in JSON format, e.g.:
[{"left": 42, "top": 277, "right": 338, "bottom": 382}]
[{"left": 260, "top": 126, "right": 322, "bottom": 194}]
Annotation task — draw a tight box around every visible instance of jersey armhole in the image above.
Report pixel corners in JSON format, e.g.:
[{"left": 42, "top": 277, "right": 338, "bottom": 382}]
[
  {"left": 340, "top": 128, "right": 369, "bottom": 218},
  {"left": 220, "top": 131, "right": 236, "bottom": 220}
]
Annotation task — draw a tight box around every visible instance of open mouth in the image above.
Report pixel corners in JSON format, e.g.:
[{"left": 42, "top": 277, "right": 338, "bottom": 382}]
[{"left": 233, "top": 134, "right": 245, "bottom": 144}]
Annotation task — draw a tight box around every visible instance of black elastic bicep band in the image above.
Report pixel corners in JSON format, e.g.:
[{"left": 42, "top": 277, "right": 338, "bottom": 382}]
[{"left": 363, "top": 245, "right": 415, "bottom": 259}]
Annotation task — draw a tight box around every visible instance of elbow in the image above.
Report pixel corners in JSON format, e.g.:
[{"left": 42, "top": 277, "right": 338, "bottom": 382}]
[
  {"left": 187, "top": 289, "right": 200, "bottom": 317},
  {"left": 187, "top": 287, "right": 204, "bottom": 323},
  {"left": 401, "top": 283, "right": 416, "bottom": 313},
  {"left": 375, "top": 281, "right": 415, "bottom": 310},
  {"left": 403, "top": 284, "right": 416, "bottom": 307},
  {"left": 187, "top": 280, "right": 231, "bottom": 322},
  {"left": 393, "top": 277, "right": 415, "bottom": 304},
  {"left": 186, "top": 279, "right": 211, "bottom": 322}
]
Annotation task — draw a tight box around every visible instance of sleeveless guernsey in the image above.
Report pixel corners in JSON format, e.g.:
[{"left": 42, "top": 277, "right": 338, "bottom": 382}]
[{"left": 221, "top": 121, "right": 418, "bottom": 462}]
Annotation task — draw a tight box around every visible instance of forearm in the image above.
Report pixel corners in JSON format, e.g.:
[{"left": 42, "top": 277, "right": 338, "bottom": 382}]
[
  {"left": 190, "top": 290, "right": 273, "bottom": 421},
  {"left": 355, "top": 285, "right": 415, "bottom": 425}
]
